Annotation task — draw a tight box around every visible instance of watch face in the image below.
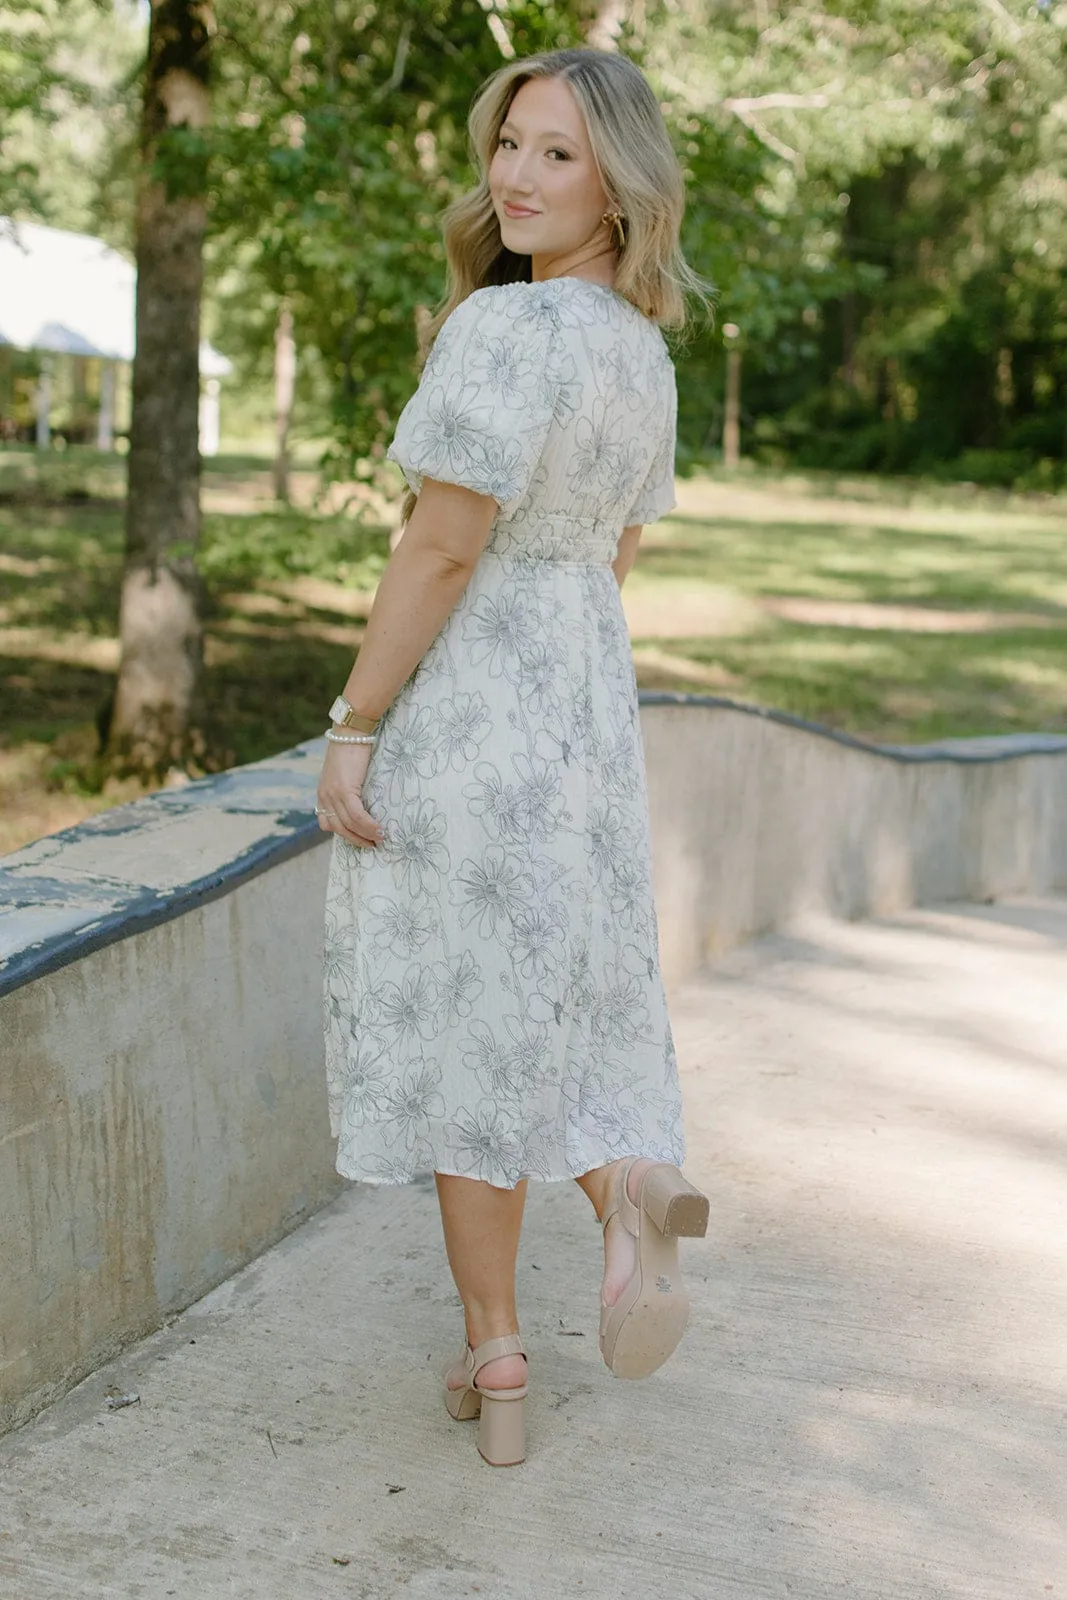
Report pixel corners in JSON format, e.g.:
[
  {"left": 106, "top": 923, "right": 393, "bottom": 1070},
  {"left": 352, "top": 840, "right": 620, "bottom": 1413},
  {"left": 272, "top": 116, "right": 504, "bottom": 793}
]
[{"left": 329, "top": 696, "right": 349, "bottom": 723}]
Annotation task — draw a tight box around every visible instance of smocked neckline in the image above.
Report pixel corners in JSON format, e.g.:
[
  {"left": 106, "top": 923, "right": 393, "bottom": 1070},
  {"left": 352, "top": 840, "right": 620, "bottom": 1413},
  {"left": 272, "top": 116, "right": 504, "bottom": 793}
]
[
  {"left": 536, "top": 276, "right": 620, "bottom": 295},
  {"left": 537, "top": 276, "right": 647, "bottom": 318},
  {"left": 492, "top": 274, "right": 657, "bottom": 329}
]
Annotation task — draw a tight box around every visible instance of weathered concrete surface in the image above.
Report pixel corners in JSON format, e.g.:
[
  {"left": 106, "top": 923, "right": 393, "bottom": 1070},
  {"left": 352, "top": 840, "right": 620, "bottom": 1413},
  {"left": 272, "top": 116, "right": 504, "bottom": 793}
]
[
  {"left": 1, "top": 898, "right": 1063, "bottom": 1600},
  {"left": 6, "top": 711, "right": 1065, "bottom": 1438},
  {"left": 642, "top": 704, "right": 1067, "bottom": 983},
  {"left": 0, "top": 849, "right": 340, "bottom": 1435}
]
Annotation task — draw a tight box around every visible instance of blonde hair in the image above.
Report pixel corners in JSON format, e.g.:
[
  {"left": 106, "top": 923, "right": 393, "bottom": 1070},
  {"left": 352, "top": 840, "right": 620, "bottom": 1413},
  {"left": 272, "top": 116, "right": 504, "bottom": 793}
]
[{"left": 396, "top": 48, "right": 712, "bottom": 522}]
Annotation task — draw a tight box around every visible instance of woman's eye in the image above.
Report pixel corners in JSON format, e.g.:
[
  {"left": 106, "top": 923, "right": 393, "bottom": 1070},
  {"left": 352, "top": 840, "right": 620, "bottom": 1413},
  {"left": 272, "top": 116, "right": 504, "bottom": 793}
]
[{"left": 495, "top": 136, "right": 569, "bottom": 160}]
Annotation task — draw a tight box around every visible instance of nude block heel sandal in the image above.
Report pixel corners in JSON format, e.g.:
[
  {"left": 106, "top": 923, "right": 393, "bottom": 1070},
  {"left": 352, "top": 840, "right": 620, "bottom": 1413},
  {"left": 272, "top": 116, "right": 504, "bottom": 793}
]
[
  {"left": 599, "top": 1161, "right": 710, "bottom": 1381},
  {"left": 443, "top": 1333, "right": 528, "bottom": 1467}
]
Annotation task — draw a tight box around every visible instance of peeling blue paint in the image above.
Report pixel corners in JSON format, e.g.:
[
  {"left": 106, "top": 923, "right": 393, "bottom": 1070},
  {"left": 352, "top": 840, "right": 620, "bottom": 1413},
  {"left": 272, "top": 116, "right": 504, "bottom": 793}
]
[{"left": 0, "top": 737, "right": 327, "bottom": 1000}]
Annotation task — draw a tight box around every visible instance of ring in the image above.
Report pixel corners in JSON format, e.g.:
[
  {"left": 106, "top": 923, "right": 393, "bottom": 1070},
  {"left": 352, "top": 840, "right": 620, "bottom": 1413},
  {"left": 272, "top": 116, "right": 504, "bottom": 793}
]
[{"left": 315, "top": 807, "right": 337, "bottom": 817}]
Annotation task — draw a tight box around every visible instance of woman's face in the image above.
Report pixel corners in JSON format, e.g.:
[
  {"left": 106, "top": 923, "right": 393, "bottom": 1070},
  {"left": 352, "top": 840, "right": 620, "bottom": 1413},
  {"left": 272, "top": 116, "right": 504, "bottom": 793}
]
[{"left": 488, "top": 75, "right": 611, "bottom": 267}]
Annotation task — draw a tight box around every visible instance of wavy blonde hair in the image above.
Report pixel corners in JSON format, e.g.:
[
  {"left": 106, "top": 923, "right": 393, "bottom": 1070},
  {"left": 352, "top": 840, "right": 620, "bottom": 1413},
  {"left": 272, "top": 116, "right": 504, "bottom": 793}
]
[{"left": 396, "top": 47, "right": 712, "bottom": 523}]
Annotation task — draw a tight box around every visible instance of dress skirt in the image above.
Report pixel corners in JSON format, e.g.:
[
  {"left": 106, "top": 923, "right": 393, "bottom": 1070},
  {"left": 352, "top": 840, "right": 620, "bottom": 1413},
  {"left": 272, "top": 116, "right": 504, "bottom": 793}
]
[{"left": 323, "top": 530, "right": 685, "bottom": 1189}]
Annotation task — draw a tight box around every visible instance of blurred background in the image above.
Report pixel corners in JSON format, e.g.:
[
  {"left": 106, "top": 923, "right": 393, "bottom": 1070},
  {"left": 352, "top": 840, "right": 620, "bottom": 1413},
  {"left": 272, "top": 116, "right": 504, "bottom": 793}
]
[{"left": 1, "top": 0, "right": 1065, "bottom": 854}]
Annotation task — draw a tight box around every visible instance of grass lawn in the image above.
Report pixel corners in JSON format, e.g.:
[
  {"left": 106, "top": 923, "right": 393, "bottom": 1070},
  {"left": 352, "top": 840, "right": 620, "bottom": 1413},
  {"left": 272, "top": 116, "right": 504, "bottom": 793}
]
[
  {"left": 1, "top": 446, "right": 1065, "bottom": 855},
  {"left": 625, "top": 475, "right": 1067, "bottom": 741}
]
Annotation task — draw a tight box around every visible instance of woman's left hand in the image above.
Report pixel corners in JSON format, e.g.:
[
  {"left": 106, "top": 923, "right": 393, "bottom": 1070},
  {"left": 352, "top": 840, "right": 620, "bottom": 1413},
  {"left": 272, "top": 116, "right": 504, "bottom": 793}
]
[{"left": 316, "top": 741, "right": 384, "bottom": 847}]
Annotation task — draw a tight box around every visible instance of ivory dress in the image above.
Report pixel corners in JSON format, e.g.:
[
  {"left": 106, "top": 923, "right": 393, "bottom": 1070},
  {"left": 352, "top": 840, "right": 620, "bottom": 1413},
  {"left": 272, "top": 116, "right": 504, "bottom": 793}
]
[{"left": 323, "top": 275, "right": 685, "bottom": 1189}]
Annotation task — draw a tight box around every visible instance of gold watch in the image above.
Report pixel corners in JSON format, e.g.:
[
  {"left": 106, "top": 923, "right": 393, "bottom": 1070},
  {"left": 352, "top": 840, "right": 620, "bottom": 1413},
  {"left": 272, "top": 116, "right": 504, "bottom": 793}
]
[{"left": 328, "top": 694, "right": 380, "bottom": 735}]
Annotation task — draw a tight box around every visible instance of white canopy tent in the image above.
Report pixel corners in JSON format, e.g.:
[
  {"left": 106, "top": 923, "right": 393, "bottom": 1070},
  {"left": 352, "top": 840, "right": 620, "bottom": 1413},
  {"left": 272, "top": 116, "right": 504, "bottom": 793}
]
[{"left": 0, "top": 218, "right": 232, "bottom": 453}]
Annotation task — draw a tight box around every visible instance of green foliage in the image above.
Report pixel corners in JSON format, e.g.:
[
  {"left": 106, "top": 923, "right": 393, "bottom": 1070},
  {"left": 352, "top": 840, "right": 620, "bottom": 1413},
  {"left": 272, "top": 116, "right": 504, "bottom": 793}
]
[
  {"left": 0, "top": 0, "right": 142, "bottom": 233},
  {"left": 198, "top": 507, "right": 390, "bottom": 588},
  {"left": 4, "top": 455, "right": 1065, "bottom": 823},
  {"left": 4, "top": 0, "right": 1065, "bottom": 491},
  {"left": 206, "top": 0, "right": 591, "bottom": 488},
  {"left": 643, "top": 0, "right": 1067, "bottom": 479}
]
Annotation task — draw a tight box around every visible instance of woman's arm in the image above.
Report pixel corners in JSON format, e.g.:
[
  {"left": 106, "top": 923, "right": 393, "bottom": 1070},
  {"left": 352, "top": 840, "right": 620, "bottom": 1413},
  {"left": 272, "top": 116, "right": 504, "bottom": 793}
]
[
  {"left": 342, "top": 478, "right": 499, "bottom": 716},
  {"left": 612, "top": 524, "right": 643, "bottom": 588},
  {"left": 316, "top": 478, "right": 497, "bottom": 847}
]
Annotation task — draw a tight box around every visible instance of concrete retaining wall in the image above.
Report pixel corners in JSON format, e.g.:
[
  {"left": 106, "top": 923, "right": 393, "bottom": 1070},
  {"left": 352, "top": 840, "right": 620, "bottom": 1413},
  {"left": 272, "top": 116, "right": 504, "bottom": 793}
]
[
  {"left": 0, "top": 744, "right": 339, "bottom": 1435},
  {"left": 1, "top": 702, "right": 1065, "bottom": 1433},
  {"left": 1, "top": 852, "right": 338, "bottom": 1435},
  {"left": 641, "top": 698, "right": 1067, "bottom": 980}
]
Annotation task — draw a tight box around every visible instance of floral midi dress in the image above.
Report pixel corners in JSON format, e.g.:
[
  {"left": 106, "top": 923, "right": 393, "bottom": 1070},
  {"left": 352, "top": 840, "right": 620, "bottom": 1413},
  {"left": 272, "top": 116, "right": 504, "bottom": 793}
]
[{"left": 323, "top": 275, "right": 685, "bottom": 1189}]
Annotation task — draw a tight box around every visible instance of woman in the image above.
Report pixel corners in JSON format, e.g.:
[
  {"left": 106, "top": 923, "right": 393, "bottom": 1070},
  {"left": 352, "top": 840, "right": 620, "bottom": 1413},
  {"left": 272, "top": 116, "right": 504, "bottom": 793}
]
[{"left": 317, "top": 45, "right": 712, "bottom": 1468}]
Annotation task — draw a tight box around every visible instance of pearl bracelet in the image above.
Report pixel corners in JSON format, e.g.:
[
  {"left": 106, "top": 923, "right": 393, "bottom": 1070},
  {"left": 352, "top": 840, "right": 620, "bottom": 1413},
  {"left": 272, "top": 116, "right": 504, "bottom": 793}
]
[{"left": 325, "top": 727, "right": 376, "bottom": 745}]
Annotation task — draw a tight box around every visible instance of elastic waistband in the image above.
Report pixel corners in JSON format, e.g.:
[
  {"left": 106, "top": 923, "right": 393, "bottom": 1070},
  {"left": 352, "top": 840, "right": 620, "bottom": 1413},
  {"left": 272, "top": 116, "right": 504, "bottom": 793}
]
[
  {"left": 484, "top": 541, "right": 616, "bottom": 565},
  {"left": 488, "top": 510, "right": 619, "bottom": 565}
]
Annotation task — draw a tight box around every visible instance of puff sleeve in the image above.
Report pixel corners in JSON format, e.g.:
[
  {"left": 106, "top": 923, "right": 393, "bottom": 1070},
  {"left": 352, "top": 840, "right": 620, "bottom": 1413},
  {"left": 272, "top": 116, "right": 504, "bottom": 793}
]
[
  {"left": 625, "top": 365, "right": 677, "bottom": 525},
  {"left": 387, "top": 285, "right": 557, "bottom": 519}
]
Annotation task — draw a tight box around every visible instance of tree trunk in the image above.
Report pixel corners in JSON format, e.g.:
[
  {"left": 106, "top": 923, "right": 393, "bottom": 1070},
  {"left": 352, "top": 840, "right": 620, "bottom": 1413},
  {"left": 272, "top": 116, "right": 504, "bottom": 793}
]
[
  {"left": 97, "top": 360, "right": 116, "bottom": 451},
  {"left": 273, "top": 299, "right": 295, "bottom": 504},
  {"left": 841, "top": 291, "right": 856, "bottom": 389},
  {"left": 723, "top": 346, "right": 741, "bottom": 468},
  {"left": 35, "top": 356, "right": 51, "bottom": 450},
  {"left": 107, "top": 0, "right": 212, "bottom": 779}
]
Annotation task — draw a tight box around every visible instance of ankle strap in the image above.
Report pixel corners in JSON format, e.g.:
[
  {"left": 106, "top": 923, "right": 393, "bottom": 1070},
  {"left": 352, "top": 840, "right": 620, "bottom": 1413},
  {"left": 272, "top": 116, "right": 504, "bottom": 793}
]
[{"left": 467, "top": 1333, "right": 526, "bottom": 1378}]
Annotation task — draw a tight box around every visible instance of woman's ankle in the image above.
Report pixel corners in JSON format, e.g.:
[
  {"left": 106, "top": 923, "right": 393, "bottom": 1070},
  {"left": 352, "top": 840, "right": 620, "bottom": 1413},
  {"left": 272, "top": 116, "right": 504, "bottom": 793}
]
[
  {"left": 463, "top": 1306, "right": 520, "bottom": 1351},
  {"left": 577, "top": 1154, "right": 659, "bottom": 1224}
]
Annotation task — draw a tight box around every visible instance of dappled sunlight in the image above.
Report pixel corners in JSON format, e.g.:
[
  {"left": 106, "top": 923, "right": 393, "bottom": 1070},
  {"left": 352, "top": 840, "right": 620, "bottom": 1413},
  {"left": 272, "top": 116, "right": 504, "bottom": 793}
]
[
  {"left": 258, "top": 575, "right": 375, "bottom": 620},
  {"left": 0, "top": 552, "right": 63, "bottom": 578},
  {"left": 678, "top": 894, "right": 1067, "bottom": 1331},
  {"left": 2, "top": 456, "right": 1065, "bottom": 849},
  {"left": 673, "top": 471, "right": 1067, "bottom": 532},
  {"left": 211, "top": 614, "right": 364, "bottom": 650},
  {"left": 218, "top": 590, "right": 302, "bottom": 619},
  {"left": 666, "top": 896, "right": 1067, "bottom": 1589},
  {"left": 631, "top": 645, "right": 740, "bottom": 693},
  {"left": 665, "top": 623, "right": 1067, "bottom": 742},
  {"left": 761, "top": 595, "right": 1057, "bottom": 632},
  {"left": 622, "top": 578, "right": 763, "bottom": 640},
  {"left": 640, "top": 513, "right": 1067, "bottom": 612},
  {"left": 0, "top": 626, "right": 118, "bottom": 671}
]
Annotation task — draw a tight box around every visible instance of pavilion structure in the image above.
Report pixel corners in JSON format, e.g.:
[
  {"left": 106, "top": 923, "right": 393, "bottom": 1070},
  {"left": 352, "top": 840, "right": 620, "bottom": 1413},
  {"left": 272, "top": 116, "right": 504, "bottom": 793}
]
[{"left": 0, "top": 217, "right": 231, "bottom": 454}]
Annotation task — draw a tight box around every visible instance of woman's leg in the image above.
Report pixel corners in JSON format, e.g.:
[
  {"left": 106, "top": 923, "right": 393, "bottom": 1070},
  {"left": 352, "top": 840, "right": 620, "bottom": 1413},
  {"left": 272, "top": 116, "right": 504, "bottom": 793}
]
[{"left": 435, "top": 1172, "right": 529, "bottom": 1390}]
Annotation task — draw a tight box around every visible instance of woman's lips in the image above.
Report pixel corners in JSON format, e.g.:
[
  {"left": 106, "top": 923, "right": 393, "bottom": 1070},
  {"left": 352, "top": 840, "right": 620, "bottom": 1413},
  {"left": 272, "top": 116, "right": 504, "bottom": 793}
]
[{"left": 503, "top": 203, "right": 539, "bottom": 218}]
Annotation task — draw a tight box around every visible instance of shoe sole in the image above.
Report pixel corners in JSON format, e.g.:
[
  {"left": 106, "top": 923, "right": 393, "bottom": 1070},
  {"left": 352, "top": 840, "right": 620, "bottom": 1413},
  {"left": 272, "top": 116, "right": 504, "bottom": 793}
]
[{"left": 601, "top": 1165, "right": 709, "bottom": 1380}]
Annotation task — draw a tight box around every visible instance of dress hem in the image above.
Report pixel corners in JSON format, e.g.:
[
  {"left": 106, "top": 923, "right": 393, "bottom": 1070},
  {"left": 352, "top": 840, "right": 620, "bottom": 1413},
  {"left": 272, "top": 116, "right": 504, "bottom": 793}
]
[{"left": 333, "top": 1145, "right": 687, "bottom": 1192}]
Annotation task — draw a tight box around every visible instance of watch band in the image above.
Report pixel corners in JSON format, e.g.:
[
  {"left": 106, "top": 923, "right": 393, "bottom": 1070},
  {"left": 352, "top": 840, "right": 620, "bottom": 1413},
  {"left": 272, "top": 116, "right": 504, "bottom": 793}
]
[{"left": 328, "top": 694, "right": 380, "bottom": 734}]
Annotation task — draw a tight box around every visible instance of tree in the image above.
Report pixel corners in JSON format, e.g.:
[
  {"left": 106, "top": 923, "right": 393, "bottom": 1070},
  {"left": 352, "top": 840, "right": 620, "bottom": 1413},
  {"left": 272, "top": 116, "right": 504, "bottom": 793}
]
[
  {"left": 639, "top": 0, "right": 1067, "bottom": 480},
  {"left": 205, "top": 1, "right": 599, "bottom": 497},
  {"left": 0, "top": 0, "right": 141, "bottom": 232},
  {"left": 107, "top": 0, "right": 212, "bottom": 779}
]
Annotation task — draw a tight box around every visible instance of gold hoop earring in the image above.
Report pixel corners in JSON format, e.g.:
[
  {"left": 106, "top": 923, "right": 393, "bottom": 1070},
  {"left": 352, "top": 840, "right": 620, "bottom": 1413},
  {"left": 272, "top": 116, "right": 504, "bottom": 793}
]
[{"left": 602, "top": 209, "right": 626, "bottom": 251}]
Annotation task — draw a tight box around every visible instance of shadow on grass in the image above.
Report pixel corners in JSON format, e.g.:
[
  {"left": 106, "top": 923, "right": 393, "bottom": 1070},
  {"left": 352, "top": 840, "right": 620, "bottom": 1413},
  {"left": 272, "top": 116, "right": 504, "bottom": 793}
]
[
  {"left": 0, "top": 484, "right": 387, "bottom": 835},
  {"left": 653, "top": 624, "right": 1067, "bottom": 743},
  {"left": 640, "top": 517, "right": 1067, "bottom": 615},
  {"left": 3, "top": 453, "right": 1067, "bottom": 852}
]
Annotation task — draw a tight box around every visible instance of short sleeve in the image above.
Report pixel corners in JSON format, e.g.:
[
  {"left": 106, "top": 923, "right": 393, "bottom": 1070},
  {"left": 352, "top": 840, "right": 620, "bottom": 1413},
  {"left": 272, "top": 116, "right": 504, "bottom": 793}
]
[
  {"left": 386, "top": 285, "right": 556, "bottom": 518},
  {"left": 625, "top": 366, "right": 677, "bottom": 525}
]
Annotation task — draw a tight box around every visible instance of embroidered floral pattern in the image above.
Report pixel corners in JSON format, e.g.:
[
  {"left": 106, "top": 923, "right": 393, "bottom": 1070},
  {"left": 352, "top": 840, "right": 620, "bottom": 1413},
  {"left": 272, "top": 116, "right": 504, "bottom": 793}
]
[{"left": 325, "top": 277, "right": 683, "bottom": 1188}]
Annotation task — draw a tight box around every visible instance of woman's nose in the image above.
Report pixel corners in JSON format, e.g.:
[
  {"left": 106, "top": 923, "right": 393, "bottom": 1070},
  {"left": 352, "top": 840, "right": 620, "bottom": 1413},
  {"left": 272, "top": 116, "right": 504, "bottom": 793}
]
[{"left": 507, "top": 153, "right": 537, "bottom": 193}]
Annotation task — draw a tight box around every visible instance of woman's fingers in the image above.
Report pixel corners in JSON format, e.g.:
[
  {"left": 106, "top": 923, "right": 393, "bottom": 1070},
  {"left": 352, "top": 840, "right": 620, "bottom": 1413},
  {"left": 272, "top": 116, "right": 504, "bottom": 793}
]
[
  {"left": 317, "top": 788, "right": 384, "bottom": 847},
  {"left": 318, "top": 810, "right": 365, "bottom": 845},
  {"left": 337, "top": 790, "right": 384, "bottom": 845},
  {"left": 317, "top": 743, "right": 384, "bottom": 846}
]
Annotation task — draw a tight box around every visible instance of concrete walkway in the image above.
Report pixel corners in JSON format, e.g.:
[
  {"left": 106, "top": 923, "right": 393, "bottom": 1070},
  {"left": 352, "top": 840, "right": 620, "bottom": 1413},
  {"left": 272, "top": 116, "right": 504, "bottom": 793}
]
[{"left": 2, "top": 899, "right": 1065, "bottom": 1600}]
